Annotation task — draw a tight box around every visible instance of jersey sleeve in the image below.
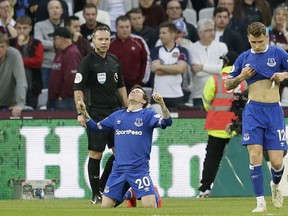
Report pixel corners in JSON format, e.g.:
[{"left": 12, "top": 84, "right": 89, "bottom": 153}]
[
  {"left": 73, "top": 55, "right": 90, "bottom": 91},
  {"left": 228, "top": 53, "right": 245, "bottom": 79},
  {"left": 148, "top": 110, "right": 172, "bottom": 129}
]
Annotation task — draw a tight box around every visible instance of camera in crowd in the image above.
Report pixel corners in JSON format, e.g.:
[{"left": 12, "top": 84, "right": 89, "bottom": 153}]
[{"left": 229, "top": 90, "right": 248, "bottom": 135}]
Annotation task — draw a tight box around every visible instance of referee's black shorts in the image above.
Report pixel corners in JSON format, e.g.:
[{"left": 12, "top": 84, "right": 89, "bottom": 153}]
[{"left": 86, "top": 107, "right": 117, "bottom": 152}]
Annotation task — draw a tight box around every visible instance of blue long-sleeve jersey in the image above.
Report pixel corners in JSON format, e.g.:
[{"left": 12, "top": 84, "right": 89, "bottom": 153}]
[
  {"left": 86, "top": 108, "right": 172, "bottom": 170},
  {"left": 229, "top": 46, "right": 288, "bottom": 85}
]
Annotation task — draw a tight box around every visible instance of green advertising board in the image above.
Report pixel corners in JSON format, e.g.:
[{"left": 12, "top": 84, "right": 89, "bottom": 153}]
[{"left": 0, "top": 118, "right": 209, "bottom": 200}]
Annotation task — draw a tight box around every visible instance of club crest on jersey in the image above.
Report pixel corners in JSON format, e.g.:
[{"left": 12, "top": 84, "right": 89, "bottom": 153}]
[
  {"left": 267, "top": 58, "right": 276, "bottom": 67},
  {"left": 117, "top": 120, "right": 121, "bottom": 124},
  {"left": 97, "top": 72, "right": 106, "bottom": 84},
  {"left": 243, "top": 133, "right": 250, "bottom": 141},
  {"left": 134, "top": 118, "right": 143, "bottom": 127},
  {"left": 114, "top": 73, "right": 118, "bottom": 82},
  {"left": 172, "top": 52, "right": 179, "bottom": 57}
]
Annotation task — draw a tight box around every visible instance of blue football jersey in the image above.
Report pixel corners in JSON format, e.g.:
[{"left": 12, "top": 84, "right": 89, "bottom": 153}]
[
  {"left": 87, "top": 108, "right": 172, "bottom": 170},
  {"left": 229, "top": 46, "right": 288, "bottom": 85}
]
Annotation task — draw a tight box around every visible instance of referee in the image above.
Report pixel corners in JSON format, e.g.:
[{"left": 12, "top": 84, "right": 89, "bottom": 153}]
[{"left": 73, "top": 26, "right": 128, "bottom": 204}]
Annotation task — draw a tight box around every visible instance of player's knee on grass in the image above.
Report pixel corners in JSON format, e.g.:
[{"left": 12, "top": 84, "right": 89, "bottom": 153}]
[{"left": 101, "top": 195, "right": 116, "bottom": 208}]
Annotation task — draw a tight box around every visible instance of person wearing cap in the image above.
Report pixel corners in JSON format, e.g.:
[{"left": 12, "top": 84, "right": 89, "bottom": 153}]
[
  {"left": 47, "top": 27, "right": 81, "bottom": 111},
  {"left": 198, "top": 51, "right": 246, "bottom": 198}
]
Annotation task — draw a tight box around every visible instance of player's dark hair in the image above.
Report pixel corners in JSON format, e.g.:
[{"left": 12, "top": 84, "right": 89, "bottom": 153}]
[
  {"left": 130, "top": 85, "right": 148, "bottom": 108},
  {"left": 247, "top": 22, "right": 266, "bottom": 37}
]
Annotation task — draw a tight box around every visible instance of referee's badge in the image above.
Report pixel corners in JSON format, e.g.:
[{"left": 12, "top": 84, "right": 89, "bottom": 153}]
[
  {"left": 97, "top": 72, "right": 106, "bottom": 84},
  {"left": 134, "top": 118, "right": 143, "bottom": 127}
]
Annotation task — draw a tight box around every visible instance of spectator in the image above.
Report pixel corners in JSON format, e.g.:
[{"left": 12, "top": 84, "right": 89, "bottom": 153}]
[
  {"left": 10, "top": 15, "right": 43, "bottom": 109},
  {"left": 166, "top": 0, "right": 198, "bottom": 43},
  {"left": 233, "top": 0, "right": 272, "bottom": 48},
  {"left": 268, "top": 5, "right": 288, "bottom": 51},
  {"left": 150, "top": 21, "right": 189, "bottom": 108},
  {"left": 160, "top": 0, "right": 188, "bottom": 10},
  {"left": 268, "top": 5, "right": 288, "bottom": 101},
  {"left": 126, "top": 7, "right": 158, "bottom": 50},
  {"left": 213, "top": 7, "right": 245, "bottom": 55},
  {"left": 139, "top": 0, "right": 167, "bottom": 29},
  {"left": 198, "top": 51, "right": 246, "bottom": 198},
  {"left": 47, "top": 27, "right": 81, "bottom": 111},
  {"left": 74, "top": 0, "right": 111, "bottom": 28},
  {"left": 190, "top": 18, "right": 228, "bottom": 108},
  {"left": 98, "top": 0, "right": 125, "bottom": 32},
  {"left": 109, "top": 15, "right": 150, "bottom": 93},
  {"left": 80, "top": 3, "right": 106, "bottom": 45},
  {"left": 0, "top": 0, "right": 17, "bottom": 38},
  {"left": 34, "top": 0, "right": 68, "bottom": 23},
  {"left": 64, "top": 15, "right": 92, "bottom": 57},
  {"left": 217, "top": 0, "right": 248, "bottom": 50},
  {"left": 155, "top": 19, "right": 193, "bottom": 103},
  {"left": 0, "top": 32, "right": 27, "bottom": 117},
  {"left": 34, "top": 0, "right": 64, "bottom": 89}
]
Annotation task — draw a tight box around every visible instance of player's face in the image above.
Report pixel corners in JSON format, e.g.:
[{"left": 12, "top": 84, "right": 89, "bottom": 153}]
[
  {"left": 15, "top": 23, "right": 32, "bottom": 38},
  {"left": 93, "top": 30, "right": 111, "bottom": 53},
  {"left": 129, "top": 88, "right": 146, "bottom": 105},
  {"left": 0, "top": 42, "right": 8, "bottom": 62},
  {"left": 248, "top": 34, "right": 268, "bottom": 53}
]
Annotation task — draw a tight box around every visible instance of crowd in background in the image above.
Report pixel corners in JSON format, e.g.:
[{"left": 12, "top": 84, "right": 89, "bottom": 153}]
[{"left": 1, "top": 0, "right": 288, "bottom": 117}]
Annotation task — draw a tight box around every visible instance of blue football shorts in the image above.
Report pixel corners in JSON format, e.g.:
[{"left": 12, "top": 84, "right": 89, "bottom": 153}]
[
  {"left": 242, "top": 100, "right": 288, "bottom": 150},
  {"left": 103, "top": 167, "right": 155, "bottom": 202}
]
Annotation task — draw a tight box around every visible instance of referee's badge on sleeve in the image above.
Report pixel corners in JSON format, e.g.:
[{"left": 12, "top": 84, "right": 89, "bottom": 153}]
[
  {"left": 97, "top": 72, "right": 106, "bottom": 84},
  {"left": 74, "top": 73, "right": 82, "bottom": 83}
]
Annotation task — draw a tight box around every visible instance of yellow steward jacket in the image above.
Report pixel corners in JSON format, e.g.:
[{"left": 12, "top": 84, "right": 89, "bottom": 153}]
[{"left": 202, "top": 66, "right": 246, "bottom": 138}]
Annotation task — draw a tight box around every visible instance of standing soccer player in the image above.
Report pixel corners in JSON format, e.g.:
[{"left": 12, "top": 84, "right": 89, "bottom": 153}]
[
  {"left": 73, "top": 25, "right": 128, "bottom": 204},
  {"left": 77, "top": 85, "right": 172, "bottom": 208},
  {"left": 225, "top": 22, "right": 288, "bottom": 213}
]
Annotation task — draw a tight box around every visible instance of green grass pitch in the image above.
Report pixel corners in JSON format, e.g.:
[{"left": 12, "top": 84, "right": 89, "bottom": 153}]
[{"left": 0, "top": 197, "right": 287, "bottom": 216}]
